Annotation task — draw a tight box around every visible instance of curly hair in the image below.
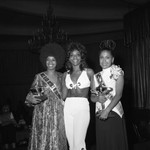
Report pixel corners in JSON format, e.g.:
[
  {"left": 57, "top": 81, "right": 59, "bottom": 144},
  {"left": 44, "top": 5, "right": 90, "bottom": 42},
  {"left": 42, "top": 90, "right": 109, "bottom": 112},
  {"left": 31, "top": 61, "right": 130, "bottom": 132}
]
[
  {"left": 99, "top": 40, "right": 116, "bottom": 57},
  {"left": 65, "top": 42, "right": 88, "bottom": 73},
  {"left": 40, "top": 43, "right": 65, "bottom": 70}
]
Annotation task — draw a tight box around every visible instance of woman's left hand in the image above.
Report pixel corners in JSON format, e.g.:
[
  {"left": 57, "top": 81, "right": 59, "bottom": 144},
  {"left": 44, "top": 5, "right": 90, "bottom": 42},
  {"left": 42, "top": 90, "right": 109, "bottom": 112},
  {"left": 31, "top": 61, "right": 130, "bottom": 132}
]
[{"left": 99, "top": 109, "right": 110, "bottom": 120}]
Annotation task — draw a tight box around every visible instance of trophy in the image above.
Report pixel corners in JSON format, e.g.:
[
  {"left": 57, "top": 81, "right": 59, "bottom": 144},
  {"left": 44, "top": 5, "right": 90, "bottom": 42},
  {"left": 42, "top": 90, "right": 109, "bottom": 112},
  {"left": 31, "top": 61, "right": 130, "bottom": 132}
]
[
  {"left": 30, "top": 86, "right": 47, "bottom": 103},
  {"left": 96, "top": 85, "right": 113, "bottom": 95},
  {"left": 95, "top": 85, "right": 115, "bottom": 119}
]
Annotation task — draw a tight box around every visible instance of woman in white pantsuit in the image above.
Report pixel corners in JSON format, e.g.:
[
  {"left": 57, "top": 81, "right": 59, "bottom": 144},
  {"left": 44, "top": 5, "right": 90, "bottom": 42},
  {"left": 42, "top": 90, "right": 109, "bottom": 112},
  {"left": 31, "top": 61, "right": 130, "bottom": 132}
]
[{"left": 62, "top": 42, "right": 94, "bottom": 150}]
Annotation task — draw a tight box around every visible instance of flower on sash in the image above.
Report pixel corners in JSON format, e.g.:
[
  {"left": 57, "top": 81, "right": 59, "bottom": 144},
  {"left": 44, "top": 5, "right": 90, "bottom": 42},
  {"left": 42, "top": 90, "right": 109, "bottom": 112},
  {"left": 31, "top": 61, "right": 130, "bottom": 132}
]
[{"left": 110, "top": 65, "right": 123, "bottom": 80}]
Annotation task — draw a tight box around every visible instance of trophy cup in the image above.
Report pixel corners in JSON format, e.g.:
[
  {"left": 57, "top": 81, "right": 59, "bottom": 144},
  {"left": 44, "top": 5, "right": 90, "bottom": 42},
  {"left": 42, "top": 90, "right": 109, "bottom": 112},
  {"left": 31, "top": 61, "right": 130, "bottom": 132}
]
[
  {"left": 95, "top": 85, "right": 115, "bottom": 119},
  {"left": 30, "top": 86, "right": 47, "bottom": 104}
]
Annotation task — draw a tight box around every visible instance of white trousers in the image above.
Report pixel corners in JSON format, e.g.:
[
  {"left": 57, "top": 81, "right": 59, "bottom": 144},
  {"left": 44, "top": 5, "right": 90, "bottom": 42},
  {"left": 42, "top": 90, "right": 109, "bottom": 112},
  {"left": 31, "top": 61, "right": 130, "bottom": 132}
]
[{"left": 64, "top": 97, "right": 90, "bottom": 150}]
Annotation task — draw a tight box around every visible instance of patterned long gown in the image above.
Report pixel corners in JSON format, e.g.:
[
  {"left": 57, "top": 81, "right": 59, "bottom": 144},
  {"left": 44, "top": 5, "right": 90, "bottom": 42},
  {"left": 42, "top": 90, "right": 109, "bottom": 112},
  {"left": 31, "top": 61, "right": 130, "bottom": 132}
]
[{"left": 26, "top": 72, "right": 68, "bottom": 150}]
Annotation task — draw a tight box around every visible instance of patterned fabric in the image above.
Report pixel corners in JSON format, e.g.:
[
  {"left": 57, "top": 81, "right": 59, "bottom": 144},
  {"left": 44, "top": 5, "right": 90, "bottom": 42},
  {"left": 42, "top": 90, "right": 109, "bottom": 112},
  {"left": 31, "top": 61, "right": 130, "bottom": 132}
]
[{"left": 26, "top": 72, "right": 67, "bottom": 150}]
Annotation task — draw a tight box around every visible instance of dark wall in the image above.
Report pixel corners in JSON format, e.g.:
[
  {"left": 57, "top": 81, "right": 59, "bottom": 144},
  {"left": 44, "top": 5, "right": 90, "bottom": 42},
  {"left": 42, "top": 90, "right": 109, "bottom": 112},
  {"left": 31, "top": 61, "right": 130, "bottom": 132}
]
[{"left": 0, "top": 36, "right": 133, "bottom": 125}]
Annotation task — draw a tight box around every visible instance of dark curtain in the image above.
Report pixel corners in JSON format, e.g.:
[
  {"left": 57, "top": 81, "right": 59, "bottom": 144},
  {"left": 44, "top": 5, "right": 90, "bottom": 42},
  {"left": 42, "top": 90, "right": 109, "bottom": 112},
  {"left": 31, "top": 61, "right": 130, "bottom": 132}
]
[{"left": 124, "top": 4, "right": 150, "bottom": 109}]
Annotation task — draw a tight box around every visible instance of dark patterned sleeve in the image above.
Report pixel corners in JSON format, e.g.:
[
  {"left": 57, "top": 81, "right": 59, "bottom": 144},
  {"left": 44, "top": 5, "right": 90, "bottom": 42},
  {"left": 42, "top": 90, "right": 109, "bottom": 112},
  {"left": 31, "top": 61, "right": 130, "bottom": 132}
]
[
  {"left": 25, "top": 74, "right": 39, "bottom": 106},
  {"left": 30, "top": 74, "right": 39, "bottom": 89}
]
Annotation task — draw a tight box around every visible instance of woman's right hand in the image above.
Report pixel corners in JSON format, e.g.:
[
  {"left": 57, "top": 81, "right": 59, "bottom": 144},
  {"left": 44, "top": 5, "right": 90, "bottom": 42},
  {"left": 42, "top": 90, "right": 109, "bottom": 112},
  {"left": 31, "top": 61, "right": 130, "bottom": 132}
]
[
  {"left": 26, "top": 93, "right": 41, "bottom": 105},
  {"left": 98, "top": 93, "right": 107, "bottom": 103}
]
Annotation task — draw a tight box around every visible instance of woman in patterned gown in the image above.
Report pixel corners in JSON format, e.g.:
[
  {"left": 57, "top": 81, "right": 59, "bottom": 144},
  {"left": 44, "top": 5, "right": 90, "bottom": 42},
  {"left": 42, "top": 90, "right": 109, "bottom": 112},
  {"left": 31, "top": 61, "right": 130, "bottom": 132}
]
[
  {"left": 25, "top": 43, "right": 68, "bottom": 150},
  {"left": 91, "top": 40, "right": 128, "bottom": 150}
]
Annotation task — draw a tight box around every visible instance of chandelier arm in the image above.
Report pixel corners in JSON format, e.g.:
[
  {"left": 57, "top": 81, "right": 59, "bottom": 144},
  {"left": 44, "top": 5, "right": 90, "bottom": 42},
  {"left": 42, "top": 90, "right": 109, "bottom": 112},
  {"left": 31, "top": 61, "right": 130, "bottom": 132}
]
[{"left": 28, "top": 0, "right": 71, "bottom": 52}]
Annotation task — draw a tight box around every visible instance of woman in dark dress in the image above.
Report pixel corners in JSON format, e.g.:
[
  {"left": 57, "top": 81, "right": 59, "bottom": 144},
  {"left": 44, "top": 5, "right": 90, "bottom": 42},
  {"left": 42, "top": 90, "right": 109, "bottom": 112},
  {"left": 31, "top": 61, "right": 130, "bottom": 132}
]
[{"left": 91, "top": 40, "right": 128, "bottom": 150}]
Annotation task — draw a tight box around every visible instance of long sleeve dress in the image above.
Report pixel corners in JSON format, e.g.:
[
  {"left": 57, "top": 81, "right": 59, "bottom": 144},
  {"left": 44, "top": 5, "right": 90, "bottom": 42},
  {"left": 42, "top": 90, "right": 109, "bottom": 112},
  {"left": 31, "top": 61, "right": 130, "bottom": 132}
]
[{"left": 25, "top": 72, "right": 67, "bottom": 150}]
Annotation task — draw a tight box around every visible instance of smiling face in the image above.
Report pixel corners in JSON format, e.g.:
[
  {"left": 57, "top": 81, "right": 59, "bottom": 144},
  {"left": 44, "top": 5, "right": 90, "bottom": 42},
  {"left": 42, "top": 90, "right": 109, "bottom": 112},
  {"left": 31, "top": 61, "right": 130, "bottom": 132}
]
[
  {"left": 69, "top": 49, "right": 81, "bottom": 66},
  {"left": 46, "top": 56, "right": 57, "bottom": 70},
  {"left": 99, "top": 50, "right": 114, "bottom": 69}
]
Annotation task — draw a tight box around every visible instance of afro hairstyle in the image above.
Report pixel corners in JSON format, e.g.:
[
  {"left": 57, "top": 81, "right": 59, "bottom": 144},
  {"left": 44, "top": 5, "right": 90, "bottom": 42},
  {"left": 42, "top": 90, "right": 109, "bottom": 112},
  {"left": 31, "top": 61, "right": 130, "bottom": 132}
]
[{"left": 40, "top": 43, "right": 65, "bottom": 70}]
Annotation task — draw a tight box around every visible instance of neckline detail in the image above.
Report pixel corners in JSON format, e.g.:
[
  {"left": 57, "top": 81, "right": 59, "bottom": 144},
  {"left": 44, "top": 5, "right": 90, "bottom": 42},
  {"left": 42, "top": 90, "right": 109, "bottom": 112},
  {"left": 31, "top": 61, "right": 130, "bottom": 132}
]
[
  {"left": 69, "top": 70, "right": 84, "bottom": 85},
  {"left": 102, "top": 66, "right": 111, "bottom": 72}
]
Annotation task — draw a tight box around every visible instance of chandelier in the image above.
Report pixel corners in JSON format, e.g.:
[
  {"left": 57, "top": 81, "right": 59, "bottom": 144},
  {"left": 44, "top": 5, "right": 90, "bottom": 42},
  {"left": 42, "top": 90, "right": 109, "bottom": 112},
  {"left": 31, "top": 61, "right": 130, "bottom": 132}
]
[{"left": 28, "top": 0, "right": 70, "bottom": 51}]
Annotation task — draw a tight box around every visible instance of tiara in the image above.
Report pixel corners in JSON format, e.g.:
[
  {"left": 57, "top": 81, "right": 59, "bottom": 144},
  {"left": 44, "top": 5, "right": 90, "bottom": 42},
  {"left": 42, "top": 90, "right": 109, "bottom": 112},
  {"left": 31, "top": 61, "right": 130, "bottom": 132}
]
[{"left": 99, "top": 40, "right": 116, "bottom": 51}]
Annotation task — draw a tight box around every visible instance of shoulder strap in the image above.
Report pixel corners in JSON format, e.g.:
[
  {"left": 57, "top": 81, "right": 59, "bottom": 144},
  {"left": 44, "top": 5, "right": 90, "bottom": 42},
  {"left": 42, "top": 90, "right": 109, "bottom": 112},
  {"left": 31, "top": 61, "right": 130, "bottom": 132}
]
[{"left": 40, "top": 72, "right": 61, "bottom": 100}]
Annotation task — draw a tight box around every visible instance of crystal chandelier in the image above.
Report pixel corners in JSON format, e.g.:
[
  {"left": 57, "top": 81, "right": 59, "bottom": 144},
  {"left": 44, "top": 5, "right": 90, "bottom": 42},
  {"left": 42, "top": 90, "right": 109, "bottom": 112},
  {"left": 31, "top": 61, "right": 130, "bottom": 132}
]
[{"left": 28, "top": 0, "right": 70, "bottom": 51}]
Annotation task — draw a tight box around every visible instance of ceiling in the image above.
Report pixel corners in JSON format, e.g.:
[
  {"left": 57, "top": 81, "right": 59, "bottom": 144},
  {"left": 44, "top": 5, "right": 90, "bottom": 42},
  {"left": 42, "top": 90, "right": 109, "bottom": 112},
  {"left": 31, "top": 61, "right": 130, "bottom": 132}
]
[{"left": 0, "top": 0, "right": 149, "bottom": 43}]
